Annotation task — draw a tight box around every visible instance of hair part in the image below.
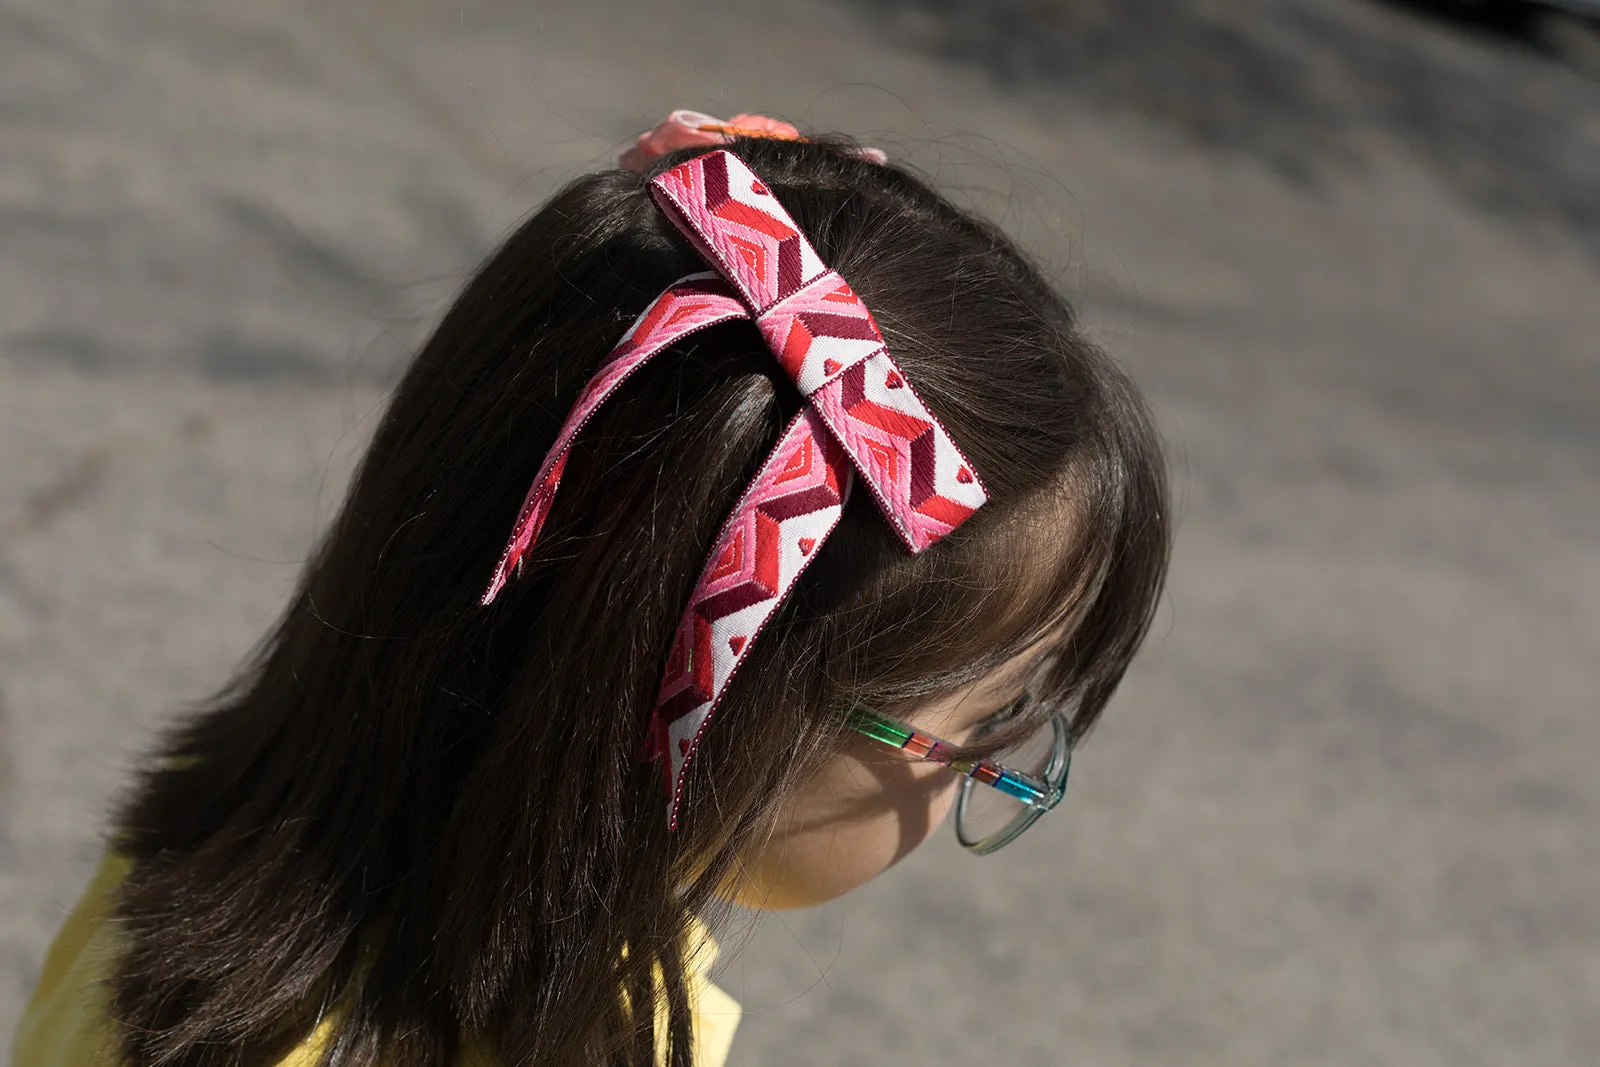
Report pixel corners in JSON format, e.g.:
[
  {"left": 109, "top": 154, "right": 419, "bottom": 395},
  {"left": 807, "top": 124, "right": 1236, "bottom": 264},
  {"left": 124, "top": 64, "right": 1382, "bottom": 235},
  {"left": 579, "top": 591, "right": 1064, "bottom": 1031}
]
[{"left": 108, "top": 134, "right": 1170, "bottom": 1067}]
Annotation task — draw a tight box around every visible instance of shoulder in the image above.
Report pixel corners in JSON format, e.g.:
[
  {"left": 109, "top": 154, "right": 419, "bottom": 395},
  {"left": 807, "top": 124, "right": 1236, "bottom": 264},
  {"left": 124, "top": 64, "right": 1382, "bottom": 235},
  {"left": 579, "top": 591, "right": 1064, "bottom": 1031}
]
[
  {"left": 683, "top": 915, "right": 742, "bottom": 1067},
  {"left": 13, "top": 855, "right": 741, "bottom": 1067},
  {"left": 11, "top": 851, "right": 132, "bottom": 1067}
]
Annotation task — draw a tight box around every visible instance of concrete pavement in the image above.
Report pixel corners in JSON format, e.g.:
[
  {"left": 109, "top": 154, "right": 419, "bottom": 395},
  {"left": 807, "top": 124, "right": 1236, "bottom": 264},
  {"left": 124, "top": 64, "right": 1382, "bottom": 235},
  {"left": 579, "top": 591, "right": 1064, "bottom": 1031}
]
[{"left": 3, "top": 1, "right": 1597, "bottom": 1064}]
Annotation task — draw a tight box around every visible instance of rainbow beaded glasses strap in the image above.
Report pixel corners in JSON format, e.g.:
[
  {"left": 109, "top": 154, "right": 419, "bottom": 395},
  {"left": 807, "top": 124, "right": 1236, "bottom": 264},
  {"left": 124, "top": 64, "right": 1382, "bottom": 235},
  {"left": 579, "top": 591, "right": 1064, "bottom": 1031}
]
[
  {"left": 845, "top": 705, "right": 1072, "bottom": 855},
  {"left": 482, "top": 149, "right": 988, "bottom": 828}
]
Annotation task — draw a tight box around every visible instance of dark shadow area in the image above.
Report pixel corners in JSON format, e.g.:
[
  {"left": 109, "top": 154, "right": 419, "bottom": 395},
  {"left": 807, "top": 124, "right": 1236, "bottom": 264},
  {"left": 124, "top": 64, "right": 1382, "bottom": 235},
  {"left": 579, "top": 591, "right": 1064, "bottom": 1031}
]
[{"left": 844, "top": 0, "right": 1600, "bottom": 251}]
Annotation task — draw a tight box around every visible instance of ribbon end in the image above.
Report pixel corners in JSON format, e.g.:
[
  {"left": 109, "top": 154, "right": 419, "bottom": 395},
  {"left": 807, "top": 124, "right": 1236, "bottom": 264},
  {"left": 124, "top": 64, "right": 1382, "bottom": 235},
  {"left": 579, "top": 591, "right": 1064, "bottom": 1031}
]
[
  {"left": 640, "top": 713, "right": 667, "bottom": 762},
  {"left": 480, "top": 565, "right": 509, "bottom": 606}
]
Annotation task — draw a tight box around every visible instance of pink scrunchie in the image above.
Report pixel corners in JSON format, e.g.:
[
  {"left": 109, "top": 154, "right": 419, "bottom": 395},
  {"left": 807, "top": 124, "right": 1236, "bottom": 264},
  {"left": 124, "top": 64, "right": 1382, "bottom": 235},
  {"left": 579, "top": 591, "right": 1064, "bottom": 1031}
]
[{"left": 619, "top": 109, "right": 888, "bottom": 174}]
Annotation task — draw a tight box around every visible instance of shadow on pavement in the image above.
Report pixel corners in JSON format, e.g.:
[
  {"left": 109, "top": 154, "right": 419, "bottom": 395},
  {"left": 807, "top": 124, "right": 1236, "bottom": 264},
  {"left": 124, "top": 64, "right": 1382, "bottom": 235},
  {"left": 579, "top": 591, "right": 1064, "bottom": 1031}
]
[{"left": 842, "top": 0, "right": 1600, "bottom": 252}]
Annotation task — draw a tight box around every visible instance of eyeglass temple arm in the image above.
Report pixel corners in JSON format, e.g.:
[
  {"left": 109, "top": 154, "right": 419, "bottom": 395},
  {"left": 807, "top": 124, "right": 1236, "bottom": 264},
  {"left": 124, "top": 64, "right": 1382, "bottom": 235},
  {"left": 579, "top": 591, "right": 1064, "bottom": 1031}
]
[{"left": 845, "top": 709, "right": 1053, "bottom": 808}]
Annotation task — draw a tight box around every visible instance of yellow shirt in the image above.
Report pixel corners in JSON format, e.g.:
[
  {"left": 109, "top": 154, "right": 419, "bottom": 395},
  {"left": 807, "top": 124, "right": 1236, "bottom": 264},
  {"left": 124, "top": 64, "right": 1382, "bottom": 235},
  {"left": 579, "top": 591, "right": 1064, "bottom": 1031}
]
[{"left": 12, "top": 854, "right": 740, "bottom": 1067}]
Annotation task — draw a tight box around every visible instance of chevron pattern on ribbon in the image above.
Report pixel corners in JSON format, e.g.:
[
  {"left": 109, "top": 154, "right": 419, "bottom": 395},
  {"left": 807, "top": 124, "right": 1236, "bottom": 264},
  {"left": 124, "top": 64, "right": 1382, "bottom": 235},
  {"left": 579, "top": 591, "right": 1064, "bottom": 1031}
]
[
  {"left": 650, "top": 149, "right": 825, "bottom": 310},
  {"left": 647, "top": 408, "right": 852, "bottom": 824},
  {"left": 755, "top": 271, "right": 886, "bottom": 397},
  {"left": 651, "top": 150, "right": 987, "bottom": 558},
  {"left": 480, "top": 273, "right": 745, "bottom": 605},
  {"left": 807, "top": 354, "right": 984, "bottom": 549},
  {"left": 483, "top": 148, "right": 986, "bottom": 828}
]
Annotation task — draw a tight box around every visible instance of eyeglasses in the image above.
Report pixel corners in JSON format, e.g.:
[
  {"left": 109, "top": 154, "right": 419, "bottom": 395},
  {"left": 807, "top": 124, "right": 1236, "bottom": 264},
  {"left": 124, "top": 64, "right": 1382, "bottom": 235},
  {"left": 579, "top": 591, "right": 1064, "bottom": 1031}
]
[{"left": 844, "top": 700, "right": 1073, "bottom": 855}]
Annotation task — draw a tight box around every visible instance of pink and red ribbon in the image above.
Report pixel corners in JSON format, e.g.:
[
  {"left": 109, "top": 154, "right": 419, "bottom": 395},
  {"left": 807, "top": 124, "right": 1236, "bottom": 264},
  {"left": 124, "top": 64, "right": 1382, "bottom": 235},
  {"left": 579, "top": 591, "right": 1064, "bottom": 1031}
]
[{"left": 483, "top": 149, "right": 987, "bottom": 827}]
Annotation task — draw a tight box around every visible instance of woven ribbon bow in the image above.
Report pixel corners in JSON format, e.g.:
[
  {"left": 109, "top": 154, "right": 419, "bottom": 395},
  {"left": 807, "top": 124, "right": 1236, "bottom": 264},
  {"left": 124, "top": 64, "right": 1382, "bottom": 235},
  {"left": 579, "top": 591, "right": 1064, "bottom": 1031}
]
[{"left": 482, "top": 149, "right": 988, "bottom": 827}]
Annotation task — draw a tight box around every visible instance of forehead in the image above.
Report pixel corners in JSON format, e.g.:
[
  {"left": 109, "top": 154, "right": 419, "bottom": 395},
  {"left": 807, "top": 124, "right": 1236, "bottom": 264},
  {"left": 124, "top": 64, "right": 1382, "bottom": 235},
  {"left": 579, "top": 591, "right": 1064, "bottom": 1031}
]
[{"left": 884, "top": 484, "right": 1087, "bottom": 739}]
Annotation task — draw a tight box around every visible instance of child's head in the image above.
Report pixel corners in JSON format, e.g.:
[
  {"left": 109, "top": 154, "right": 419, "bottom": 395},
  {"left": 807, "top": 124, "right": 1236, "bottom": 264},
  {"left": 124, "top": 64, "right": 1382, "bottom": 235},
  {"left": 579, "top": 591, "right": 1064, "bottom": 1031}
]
[{"left": 113, "top": 130, "right": 1168, "bottom": 1066}]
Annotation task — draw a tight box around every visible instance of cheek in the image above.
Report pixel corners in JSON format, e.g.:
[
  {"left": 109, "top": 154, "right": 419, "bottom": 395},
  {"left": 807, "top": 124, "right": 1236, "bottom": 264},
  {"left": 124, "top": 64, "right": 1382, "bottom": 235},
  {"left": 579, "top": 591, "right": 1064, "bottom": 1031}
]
[{"left": 721, "top": 739, "right": 962, "bottom": 911}]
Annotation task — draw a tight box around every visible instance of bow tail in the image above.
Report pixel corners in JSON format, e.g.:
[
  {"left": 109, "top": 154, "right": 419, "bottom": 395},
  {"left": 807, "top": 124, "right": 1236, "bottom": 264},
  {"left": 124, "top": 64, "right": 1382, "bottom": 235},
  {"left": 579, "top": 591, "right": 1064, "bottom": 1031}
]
[
  {"left": 649, "top": 406, "right": 853, "bottom": 829},
  {"left": 479, "top": 276, "right": 746, "bottom": 605}
]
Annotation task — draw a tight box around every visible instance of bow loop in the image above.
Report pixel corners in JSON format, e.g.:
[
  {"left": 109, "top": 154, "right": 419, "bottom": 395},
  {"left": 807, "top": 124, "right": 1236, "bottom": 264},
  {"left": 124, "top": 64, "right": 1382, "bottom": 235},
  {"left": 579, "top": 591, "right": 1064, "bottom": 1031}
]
[{"left": 649, "top": 149, "right": 827, "bottom": 312}]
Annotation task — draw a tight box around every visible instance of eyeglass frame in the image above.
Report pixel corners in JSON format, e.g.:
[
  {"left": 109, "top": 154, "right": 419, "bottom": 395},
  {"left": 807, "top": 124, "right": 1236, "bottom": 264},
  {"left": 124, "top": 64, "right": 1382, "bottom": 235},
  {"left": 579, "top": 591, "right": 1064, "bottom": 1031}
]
[{"left": 843, "top": 700, "right": 1074, "bottom": 855}]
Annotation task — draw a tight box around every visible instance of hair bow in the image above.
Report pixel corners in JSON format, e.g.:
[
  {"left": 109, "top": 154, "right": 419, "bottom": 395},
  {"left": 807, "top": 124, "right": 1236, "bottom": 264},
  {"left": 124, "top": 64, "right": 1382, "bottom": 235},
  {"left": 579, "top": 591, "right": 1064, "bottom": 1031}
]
[{"left": 483, "top": 149, "right": 986, "bottom": 827}]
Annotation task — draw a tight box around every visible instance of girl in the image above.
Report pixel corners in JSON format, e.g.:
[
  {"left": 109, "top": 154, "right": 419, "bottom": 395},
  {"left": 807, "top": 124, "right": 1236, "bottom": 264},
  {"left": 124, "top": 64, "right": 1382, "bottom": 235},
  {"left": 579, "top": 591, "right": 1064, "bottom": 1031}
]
[{"left": 13, "top": 112, "right": 1169, "bottom": 1067}]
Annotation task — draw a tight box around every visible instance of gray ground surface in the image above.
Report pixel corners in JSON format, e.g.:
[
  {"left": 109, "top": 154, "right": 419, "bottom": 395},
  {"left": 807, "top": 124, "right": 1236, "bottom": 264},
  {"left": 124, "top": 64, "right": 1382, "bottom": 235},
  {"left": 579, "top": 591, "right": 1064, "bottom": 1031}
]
[{"left": 3, "top": 1, "right": 1597, "bottom": 1064}]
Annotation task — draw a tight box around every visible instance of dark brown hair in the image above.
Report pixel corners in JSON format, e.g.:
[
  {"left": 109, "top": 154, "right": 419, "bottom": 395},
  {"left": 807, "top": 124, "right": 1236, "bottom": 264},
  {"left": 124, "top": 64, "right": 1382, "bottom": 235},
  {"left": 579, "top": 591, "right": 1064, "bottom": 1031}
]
[{"left": 108, "top": 135, "right": 1169, "bottom": 1067}]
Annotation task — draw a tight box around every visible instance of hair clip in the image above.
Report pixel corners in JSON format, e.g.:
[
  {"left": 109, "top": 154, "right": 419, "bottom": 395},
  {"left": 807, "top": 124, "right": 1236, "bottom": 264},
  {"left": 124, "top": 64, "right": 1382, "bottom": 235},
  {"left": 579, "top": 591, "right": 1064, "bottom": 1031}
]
[{"left": 619, "top": 109, "right": 888, "bottom": 174}]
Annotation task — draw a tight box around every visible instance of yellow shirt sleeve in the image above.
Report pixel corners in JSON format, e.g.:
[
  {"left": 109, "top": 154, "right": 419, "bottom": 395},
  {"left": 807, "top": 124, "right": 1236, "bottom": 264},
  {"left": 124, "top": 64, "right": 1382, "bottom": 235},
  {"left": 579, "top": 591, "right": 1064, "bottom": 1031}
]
[
  {"left": 11, "top": 854, "right": 741, "bottom": 1067},
  {"left": 10, "top": 851, "right": 129, "bottom": 1067}
]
